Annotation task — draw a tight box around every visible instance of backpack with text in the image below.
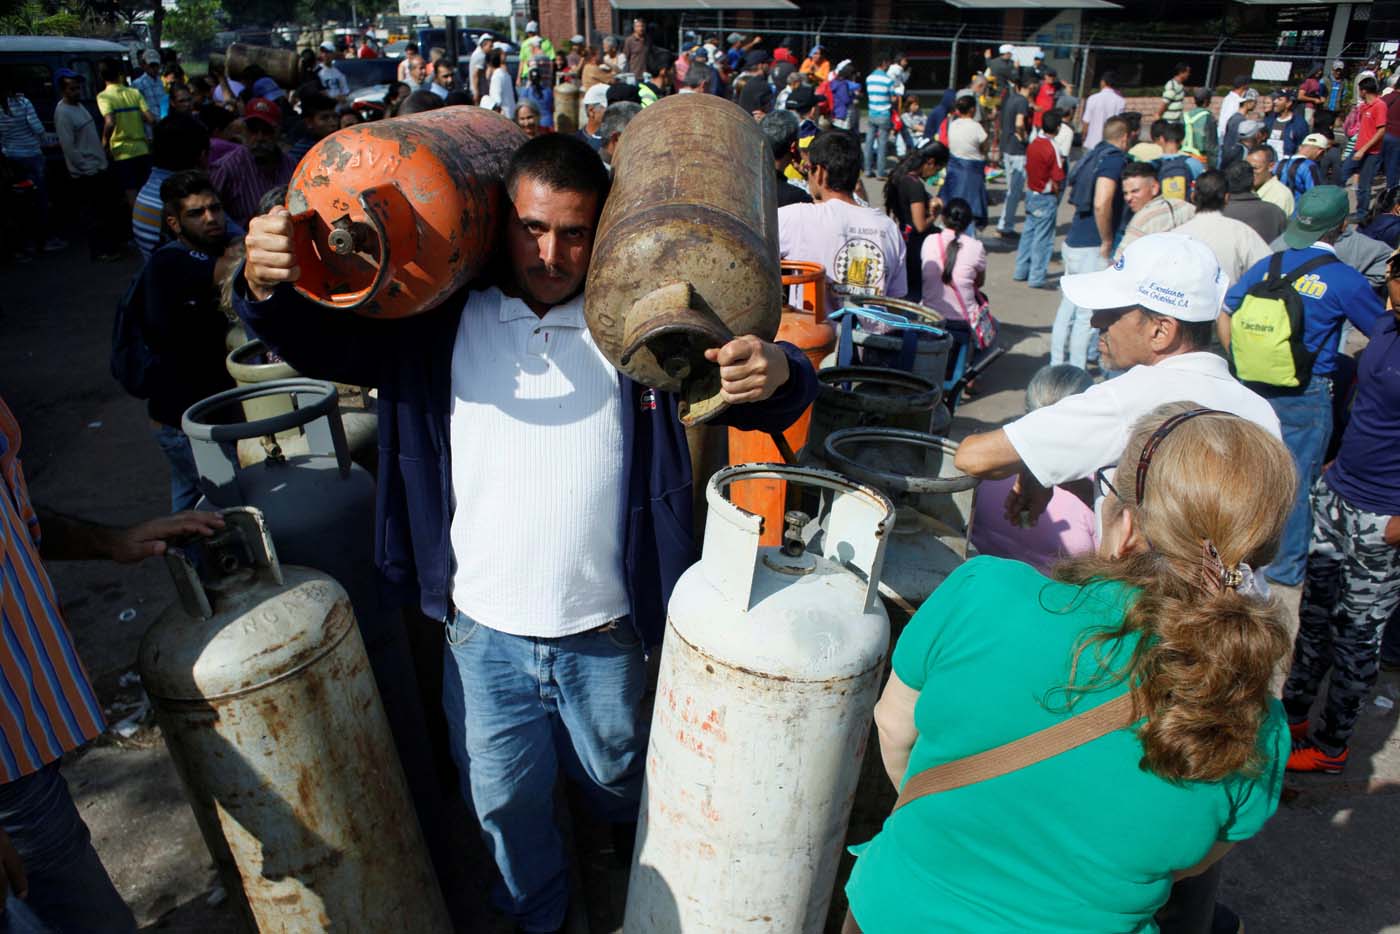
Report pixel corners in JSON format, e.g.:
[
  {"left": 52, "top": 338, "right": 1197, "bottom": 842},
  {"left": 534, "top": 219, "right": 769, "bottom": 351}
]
[
  {"left": 1228, "top": 252, "right": 1338, "bottom": 390},
  {"left": 1158, "top": 154, "right": 1197, "bottom": 202},
  {"left": 109, "top": 269, "right": 158, "bottom": 399}
]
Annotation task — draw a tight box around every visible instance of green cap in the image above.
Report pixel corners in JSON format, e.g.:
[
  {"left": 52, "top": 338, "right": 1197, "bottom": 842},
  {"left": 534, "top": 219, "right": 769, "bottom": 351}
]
[{"left": 1283, "top": 185, "right": 1350, "bottom": 249}]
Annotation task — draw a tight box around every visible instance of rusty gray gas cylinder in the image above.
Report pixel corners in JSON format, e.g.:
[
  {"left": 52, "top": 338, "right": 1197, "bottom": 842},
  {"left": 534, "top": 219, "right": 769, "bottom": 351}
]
[
  {"left": 139, "top": 508, "right": 450, "bottom": 932},
  {"left": 824, "top": 426, "right": 979, "bottom": 623},
  {"left": 625, "top": 465, "right": 894, "bottom": 933},
  {"left": 584, "top": 93, "right": 781, "bottom": 426}
]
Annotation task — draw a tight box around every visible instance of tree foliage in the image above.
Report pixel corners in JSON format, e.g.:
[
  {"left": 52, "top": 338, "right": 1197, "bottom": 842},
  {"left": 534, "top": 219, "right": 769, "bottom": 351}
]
[{"left": 163, "top": 0, "right": 222, "bottom": 50}]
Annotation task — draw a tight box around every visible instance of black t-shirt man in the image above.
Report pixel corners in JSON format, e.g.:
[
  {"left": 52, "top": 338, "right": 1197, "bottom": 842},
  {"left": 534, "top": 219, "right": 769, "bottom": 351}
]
[
  {"left": 142, "top": 240, "right": 236, "bottom": 427},
  {"left": 775, "top": 169, "right": 812, "bottom": 207},
  {"left": 1000, "top": 91, "right": 1031, "bottom": 156},
  {"left": 738, "top": 73, "right": 774, "bottom": 113}
]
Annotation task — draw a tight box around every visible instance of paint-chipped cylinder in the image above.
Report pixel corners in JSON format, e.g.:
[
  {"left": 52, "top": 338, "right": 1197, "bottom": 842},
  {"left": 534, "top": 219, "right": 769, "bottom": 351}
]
[
  {"left": 625, "top": 466, "right": 894, "bottom": 933},
  {"left": 584, "top": 93, "right": 781, "bottom": 425},
  {"left": 285, "top": 107, "right": 526, "bottom": 318},
  {"left": 554, "top": 80, "right": 580, "bottom": 134},
  {"left": 140, "top": 509, "right": 450, "bottom": 932},
  {"left": 225, "top": 43, "right": 301, "bottom": 89}
]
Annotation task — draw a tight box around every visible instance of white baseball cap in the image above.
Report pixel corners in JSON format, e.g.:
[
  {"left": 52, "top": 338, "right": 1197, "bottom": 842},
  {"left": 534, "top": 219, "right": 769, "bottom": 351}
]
[
  {"left": 526, "top": 20, "right": 539, "bottom": 32},
  {"left": 999, "top": 43, "right": 1014, "bottom": 54},
  {"left": 583, "top": 83, "right": 610, "bottom": 109},
  {"left": 1059, "top": 233, "right": 1227, "bottom": 324}
]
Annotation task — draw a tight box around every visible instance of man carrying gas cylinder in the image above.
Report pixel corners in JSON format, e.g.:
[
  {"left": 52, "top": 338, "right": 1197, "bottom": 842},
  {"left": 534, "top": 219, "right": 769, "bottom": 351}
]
[{"left": 236, "top": 134, "right": 817, "bottom": 934}]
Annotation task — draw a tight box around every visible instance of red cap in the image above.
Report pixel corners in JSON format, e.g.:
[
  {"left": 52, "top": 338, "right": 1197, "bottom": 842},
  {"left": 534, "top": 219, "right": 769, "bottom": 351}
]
[
  {"left": 773, "top": 47, "right": 796, "bottom": 64},
  {"left": 244, "top": 97, "right": 282, "bottom": 128}
]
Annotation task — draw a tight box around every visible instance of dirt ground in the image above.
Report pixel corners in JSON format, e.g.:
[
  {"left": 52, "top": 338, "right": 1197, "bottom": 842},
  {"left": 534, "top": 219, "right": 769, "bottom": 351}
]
[{"left": 2, "top": 168, "right": 1397, "bottom": 934}]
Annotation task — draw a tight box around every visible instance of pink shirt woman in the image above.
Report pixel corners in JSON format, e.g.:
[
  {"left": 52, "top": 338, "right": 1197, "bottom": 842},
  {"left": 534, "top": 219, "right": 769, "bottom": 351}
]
[
  {"left": 966, "top": 364, "right": 1100, "bottom": 572},
  {"left": 919, "top": 217, "right": 986, "bottom": 323}
]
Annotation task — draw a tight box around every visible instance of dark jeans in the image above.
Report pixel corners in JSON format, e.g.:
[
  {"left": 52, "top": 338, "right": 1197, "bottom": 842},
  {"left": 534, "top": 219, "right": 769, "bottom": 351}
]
[
  {"left": 1154, "top": 861, "right": 1226, "bottom": 934},
  {"left": 0, "top": 762, "right": 135, "bottom": 933},
  {"left": 1342, "top": 151, "right": 1383, "bottom": 215},
  {"left": 5, "top": 156, "right": 50, "bottom": 249},
  {"left": 1383, "top": 134, "right": 1400, "bottom": 190},
  {"left": 70, "top": 170, "right": 127, "bottom": 258}
]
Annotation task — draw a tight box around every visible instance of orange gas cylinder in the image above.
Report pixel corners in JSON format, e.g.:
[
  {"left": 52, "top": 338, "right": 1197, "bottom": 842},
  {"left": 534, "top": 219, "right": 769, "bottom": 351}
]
[
  {"left": 285, "top": 108, "right": 526, "bottom": 319},
  {"left": 727, "top": 261, "right": 837, "bottom": 544}
]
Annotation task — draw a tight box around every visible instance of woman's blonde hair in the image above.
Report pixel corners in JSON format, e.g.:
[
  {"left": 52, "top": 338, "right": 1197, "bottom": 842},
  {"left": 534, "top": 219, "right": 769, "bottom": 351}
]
[{"left": 1052, "top": 402, "right": 1298, "bottom": 783}]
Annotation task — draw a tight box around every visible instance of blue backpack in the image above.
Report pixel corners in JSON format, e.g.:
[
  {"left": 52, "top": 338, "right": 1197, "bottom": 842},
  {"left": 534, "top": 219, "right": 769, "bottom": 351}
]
[
  {"left": 1067, "top": 142, "right": 1119, "bottom": 213},
  {"left": 1157, "top": 154, "right": 1201, "bottom": 202},
  {"left": 1276, "top": 155, "right": 1319, "bottom": 201}
]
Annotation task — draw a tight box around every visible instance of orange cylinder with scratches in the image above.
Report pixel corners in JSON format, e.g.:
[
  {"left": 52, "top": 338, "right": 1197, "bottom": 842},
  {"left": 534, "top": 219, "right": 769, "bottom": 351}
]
[
  {"left": 285, "top": 108, "right": 526, "bottom": 319},
  {"left": 728, "top": 261, "right": 835, "bottom": 545}
]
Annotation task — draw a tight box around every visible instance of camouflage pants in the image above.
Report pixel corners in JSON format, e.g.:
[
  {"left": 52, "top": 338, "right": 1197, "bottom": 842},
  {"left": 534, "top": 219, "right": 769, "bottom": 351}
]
[{"left": 1282, "top": 478, "right": 1400, "bottom": 747}]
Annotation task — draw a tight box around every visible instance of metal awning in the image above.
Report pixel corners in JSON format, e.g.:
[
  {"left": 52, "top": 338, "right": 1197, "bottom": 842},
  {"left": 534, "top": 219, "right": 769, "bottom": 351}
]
[
  {"left": 611, "top": 0, "right": 798, "bottom": 8},
  {"left": 941, "top": 0, "right": 1121, "bottom": 7},
  {"left": 1233, "top": 0, "right": 1369, "bottom": 4}
]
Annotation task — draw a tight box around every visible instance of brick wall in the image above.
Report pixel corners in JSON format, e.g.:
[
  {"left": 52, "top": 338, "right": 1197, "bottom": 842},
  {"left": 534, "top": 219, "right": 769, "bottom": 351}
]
[{"left": 539, "top": 0, "right": 613, "bottom": 48}]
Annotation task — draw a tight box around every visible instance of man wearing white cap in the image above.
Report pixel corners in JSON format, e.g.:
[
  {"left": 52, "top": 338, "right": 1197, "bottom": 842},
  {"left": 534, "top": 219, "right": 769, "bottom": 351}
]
[
  {"left": 578, "top": 82, "right": 609, "bottom": 151},
  {"left": 988, "top": 44, "right": 1017, "bottom": 100},
  {"left": 1275, "top": 132, "right": 1330, "bottom": 201},
  {"left": 317, "top": 41, "right": 350, "bottom": 101},
  {"left": 955, "top": 233, "right": 1280, "bottom": 521},
  {"left": 469, "top": 34, "right": 494, "bottom": 102}
]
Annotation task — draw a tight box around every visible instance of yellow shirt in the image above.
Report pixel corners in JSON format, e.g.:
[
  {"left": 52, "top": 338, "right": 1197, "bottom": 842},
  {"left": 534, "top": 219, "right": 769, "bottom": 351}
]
[{"left": 96, "top": 84, "right": 149, "bottom": 161}]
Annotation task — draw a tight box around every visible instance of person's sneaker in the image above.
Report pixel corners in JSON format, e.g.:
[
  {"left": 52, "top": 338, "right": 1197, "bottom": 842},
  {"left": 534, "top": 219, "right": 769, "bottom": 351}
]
[
  {"left": 1288, "top": 719, "right": 1309, "bottom": 742},
  {"left": 41, "top": 237, "right": 67, "bottom": 252},
  {"left": 94, "top": 251, "right": 124, "bottom": 263},
  {"left": 1287, "top": 741, "right": 1348, "bottom": 774},
  {"left": 13, "top": 251, "right": 33, "bottom": 264}
]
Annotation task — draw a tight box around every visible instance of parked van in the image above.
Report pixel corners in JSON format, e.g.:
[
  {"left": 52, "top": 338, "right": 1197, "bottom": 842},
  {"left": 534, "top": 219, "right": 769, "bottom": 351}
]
[{"left": 0, "top": 35, "right": 133, "bottom": 139}]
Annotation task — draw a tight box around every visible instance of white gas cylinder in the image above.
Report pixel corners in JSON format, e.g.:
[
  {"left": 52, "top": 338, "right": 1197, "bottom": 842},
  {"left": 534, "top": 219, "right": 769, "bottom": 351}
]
[{"left": 624, "top": 464, "right": 894, "bottom": 933}]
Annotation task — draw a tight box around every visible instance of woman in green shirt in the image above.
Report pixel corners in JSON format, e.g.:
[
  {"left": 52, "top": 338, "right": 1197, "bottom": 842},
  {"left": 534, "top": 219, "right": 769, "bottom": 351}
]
[{"left": 845, "top": 404, "right": 1297, "bottom": 933}]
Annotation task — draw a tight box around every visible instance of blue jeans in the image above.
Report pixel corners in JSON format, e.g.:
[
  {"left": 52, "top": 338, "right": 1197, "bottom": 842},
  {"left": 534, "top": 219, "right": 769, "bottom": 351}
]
[
  {"left": 864, "top": 115, "right": 892, "bottom": 177},
  {"left": 442, "top": 613, "right": 646, "bottom": 932},
  {"left": 0, "top": 763, "right": 135, "bottom": 933},
  {"left": 1383, "top": 134, "right": 1400, "bottom": 190},
  {"left": 1343, "top": 151, "right": 1383, "bottom": 215},
  {"left": 153, "top": 424, "right": 201, "bottom": 512},
  {"left": 998, "top": 153, "right": 1027, "bottom": 232},
  {"left": 1265, "top": 375, "right": 1333, "bottom": 586},
  {"left": 1013, "top": 190, "right": 1057, "bottom": 286},
  {"left": 1050, "top": 244, "right": 1108, "bottom": 368}
]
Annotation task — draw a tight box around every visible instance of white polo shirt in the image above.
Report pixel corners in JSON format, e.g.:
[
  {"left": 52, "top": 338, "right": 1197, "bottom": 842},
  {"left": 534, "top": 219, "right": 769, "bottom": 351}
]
[
  {"left": 1004, "top": 352, "right": 1282, "bottom": 487},
  {"left": 448, "top": 288, "right": 629, "bottom": 637}
]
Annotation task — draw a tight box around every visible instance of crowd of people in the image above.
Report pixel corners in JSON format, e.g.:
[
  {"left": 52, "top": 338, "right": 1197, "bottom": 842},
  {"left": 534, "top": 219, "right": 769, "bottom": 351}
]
[{"left": 1, "top": 24, "right": 1399, "bottom": 934}]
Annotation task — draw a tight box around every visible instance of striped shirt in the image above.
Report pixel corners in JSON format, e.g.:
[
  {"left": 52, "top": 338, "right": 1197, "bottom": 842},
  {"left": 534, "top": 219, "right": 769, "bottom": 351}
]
[
  {"left": 0, "top": 96, "right": 45, "bottom": 159},
  {"left": 209, "top": 143, "right": 296, "bottom": 227},
  {"left": 1162, "top": 78, "right": 1186, "bottom": 123},
  {"left": 133, "top": 166, "right": 173, "bottom": 258},
  {"left": 0, "top": 398, "right": 105, "bottom": 782},
  {"left": 866, "top": 68, "right": 894, "bottom": 119}
]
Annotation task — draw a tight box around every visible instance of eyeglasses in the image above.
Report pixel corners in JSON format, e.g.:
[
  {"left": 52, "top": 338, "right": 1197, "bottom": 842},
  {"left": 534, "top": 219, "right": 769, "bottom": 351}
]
[{"left": 1093, "top": 466, "right": 1121, "bottom": 501}]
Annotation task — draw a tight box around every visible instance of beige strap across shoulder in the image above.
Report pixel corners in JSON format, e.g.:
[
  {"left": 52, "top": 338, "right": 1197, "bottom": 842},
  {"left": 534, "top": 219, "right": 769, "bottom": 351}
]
[{"left": 893, "top": 693, "right": 1136, "bottom": 812}]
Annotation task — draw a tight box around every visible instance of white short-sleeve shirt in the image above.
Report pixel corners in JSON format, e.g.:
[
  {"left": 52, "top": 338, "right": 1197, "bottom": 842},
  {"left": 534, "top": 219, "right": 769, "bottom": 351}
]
[{"left": 1003, "top": 353, "right": 1282, "bottom": 487}]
